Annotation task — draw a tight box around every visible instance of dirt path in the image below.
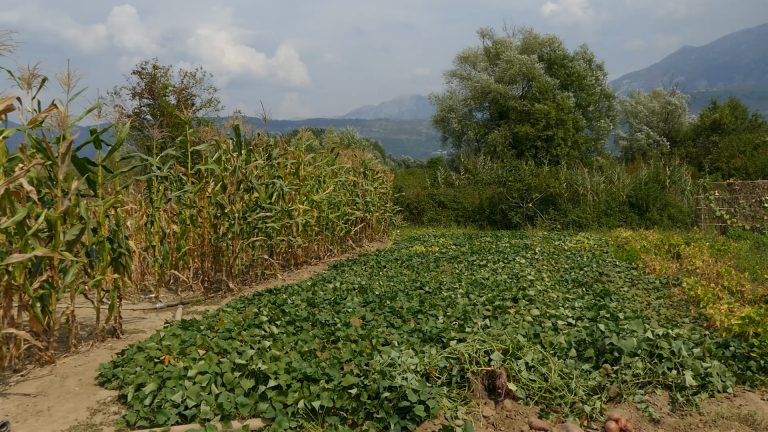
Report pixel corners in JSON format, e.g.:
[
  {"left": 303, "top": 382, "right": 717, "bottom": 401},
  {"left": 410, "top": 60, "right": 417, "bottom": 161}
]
[{"left": 0, "top": 242, "right": 388, "bottom": 432}]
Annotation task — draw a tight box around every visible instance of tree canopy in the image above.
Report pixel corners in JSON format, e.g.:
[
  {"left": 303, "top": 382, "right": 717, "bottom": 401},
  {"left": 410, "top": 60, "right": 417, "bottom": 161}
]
[
  {"left": 430, "top": 27, "right": 616, "bottom": 164},
  {"left": 688, "top": 98, "right": 768, "bottom": 180},
  {"left": 109, "top": 58, "right": 223, "bottom": 155},
  {"left": 616, "top": 88, "right": 691, "bottom": 162}
]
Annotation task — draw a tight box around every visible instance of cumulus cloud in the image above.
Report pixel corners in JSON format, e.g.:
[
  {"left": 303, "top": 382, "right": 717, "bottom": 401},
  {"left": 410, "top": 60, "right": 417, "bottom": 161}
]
[
  {"left": 106, "top": 4, "right": 159, "bottom": 54},
  {"left": 185, "top": 27, "right": 311, "bottom": 87},
  {"left": 540, "top": 0, "right": 598, "bottom": 23},
  {"left": 0, "top": 6, "right": 109, "bottom": 52},
  {"left": 0, "top": 3, "right": 159, "bottom": 54},
  {"left": 55, "top": 23, "right": 110, "bottom": 52}
]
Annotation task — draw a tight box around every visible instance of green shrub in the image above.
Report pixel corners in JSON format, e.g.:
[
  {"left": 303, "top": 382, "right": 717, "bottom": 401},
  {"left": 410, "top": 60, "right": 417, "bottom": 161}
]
[{"left": 394, "top": 156, "right": 695, "bottom": 230}]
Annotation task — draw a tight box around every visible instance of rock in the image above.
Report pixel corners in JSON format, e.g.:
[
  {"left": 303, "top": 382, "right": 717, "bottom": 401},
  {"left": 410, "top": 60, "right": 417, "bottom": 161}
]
[
  {"left": 604, "top": 420, "right": 620, "bottom": 432},
  {"left": 607, "top": 384, "right": 620, "bottom": 399},
  {"left": 528, "top": 417, "right": 552, "bottom": 431},
  {"left": 552, "top": 423, "right": 584, "bottom": 432},
  {"left": 482, "top": 405, "right": 496, "bottom": 418}
]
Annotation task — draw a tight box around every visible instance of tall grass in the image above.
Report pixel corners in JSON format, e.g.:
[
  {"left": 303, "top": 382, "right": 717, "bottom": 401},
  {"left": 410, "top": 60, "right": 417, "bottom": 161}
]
[
  {"left": 395, "top": 155, "right": 695, "bottom": 229},
  {"left": 127, "top": 126, "right": 396, "bottom": 297},
  {"left": 1, "top": 66, "right": 131, "bottom": 369}
]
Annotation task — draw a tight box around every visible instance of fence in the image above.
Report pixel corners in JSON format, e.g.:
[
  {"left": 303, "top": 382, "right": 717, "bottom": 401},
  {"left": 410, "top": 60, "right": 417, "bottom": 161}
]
[{"left": 696, "top": 180, "right": 768, "bottom": 232}]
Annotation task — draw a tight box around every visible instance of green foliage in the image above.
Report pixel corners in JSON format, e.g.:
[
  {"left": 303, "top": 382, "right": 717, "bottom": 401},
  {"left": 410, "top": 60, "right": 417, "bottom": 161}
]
[
  {"left": 611, "top": 229, "right": 768, "bottom": 339},
  {"left": 688, "top": 97, "right": 768, "bottom": 180},
  {"left": 109, "top": 58, "right": 223, "bottom": 157},
  {"left": 1, "top": 69, "right": 131, "bottom": 369},
  {"left": 431, "top": 27, "right": 615, "bottom": 164},
  {"left": 291, "top": 127, "right": 392, "bottom": 166},
  {"left": 263, "top": 118, "right": 443, "bottom": 161},
  {"left": 697, "top": 180, "right": 768, "bottom": 233},
  {"left": 616, "top": 88, "right": 691, "bottom": 162},
  {"left": 395, "top": 156, "right": 694, "bottom": 230},
  {"left": 1, "top": 57, "right": 396, "bottom": 371},
  {"left": 99, "top": 231, "right": 768, "bottom": 430},
  {"left": 130, "top": 126, "right": 396, "bottom": 296}
]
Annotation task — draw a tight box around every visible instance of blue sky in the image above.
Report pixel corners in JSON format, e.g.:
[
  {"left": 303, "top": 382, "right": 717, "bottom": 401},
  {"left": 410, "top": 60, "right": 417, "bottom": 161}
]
[{"left": 1, "top": 0, "right": 766, "bottom": 119}]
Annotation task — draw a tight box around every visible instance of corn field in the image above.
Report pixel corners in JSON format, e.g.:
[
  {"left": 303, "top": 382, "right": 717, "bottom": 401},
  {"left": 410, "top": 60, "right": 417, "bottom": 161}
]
[
  {"left": 127, "top": 125, "right": 396, "bottom": 297},
  {"left": 0, "top": 70, "right": 396, "bottom": 371}
]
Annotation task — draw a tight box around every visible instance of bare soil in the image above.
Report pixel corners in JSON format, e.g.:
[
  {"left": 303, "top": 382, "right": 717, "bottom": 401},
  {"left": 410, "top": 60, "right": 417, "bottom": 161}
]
[
  {"left": 0, "top": 242, "right": 388, "bottom": 432},
  {"left": 418, "top": 390, "right": 768, "bottom": 432}
]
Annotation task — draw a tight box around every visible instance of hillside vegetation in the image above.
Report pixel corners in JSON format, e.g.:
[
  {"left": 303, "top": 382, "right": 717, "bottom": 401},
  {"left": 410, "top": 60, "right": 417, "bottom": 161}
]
[{"left": 254, "top": 118, "right": 443, "bottom": 160}]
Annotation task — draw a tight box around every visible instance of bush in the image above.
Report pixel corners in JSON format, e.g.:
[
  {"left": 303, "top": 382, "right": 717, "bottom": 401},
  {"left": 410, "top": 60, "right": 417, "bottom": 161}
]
[{"left": 394, "top": 156, "right": 695, "bottom": 230}]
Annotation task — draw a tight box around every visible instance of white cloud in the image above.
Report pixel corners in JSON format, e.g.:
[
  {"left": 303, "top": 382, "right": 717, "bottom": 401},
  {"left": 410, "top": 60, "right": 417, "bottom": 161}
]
[
  {"left": 0, "top": 3, "right": 159, "bottom": 54},
  {"left": 56, "top": 23, "right": 110, "bottom": 52},
  {"left": 185, "top": 27, "right": 310, "bottom": 87},
  {"left": 277, "top": 92, "right": 313, "bottom": 119},
  {"left": 106, "top": 4, "right": 159, "bottom": 55},
  {"left": 541, "top": 0, "right": 598, "bottom": 23},
  {"left": 0, "top": 5, "right": 109, "bottom": 52}
]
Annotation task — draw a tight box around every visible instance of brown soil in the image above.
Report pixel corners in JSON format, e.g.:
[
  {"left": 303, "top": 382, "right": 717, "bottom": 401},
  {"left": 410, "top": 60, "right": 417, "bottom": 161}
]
[
  {"left": 0, "top": 242, "right": 388, "bottom": 432},
  {"left": 418, "top": 390, "right": 768, "bottom": 432}
]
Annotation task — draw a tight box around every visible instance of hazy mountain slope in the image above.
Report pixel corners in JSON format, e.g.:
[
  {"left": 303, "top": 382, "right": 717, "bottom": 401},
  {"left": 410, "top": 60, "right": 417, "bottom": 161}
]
[
  {"left": 3, "top": 122, "right": 101, "bottom": 158},
  {"left": 252, "top": 118, "right": 444, "bottom": 160},
  {"left": 340, "top": 94, "right": 435, "bottom": 120},
  {"left": 611, "top": 23, "right": 768, "bottom": 115}
]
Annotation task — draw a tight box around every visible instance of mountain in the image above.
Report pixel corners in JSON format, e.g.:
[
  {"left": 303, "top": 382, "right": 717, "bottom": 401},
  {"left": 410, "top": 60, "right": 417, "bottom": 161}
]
[
  {"left": 340, "top": 94, "right": 435, "bottom": 120},
  {"left": 3, "top": 122, "right": 101, "bottom": 158},
  {"left": 4, "top": 118, "right": 443, "bottom": 161},
  {"left": 611, "top": 23, "right": 768, "bottom": 115},
  {"left": 250, "top": 118, "right": 445, "bottom": 160}
]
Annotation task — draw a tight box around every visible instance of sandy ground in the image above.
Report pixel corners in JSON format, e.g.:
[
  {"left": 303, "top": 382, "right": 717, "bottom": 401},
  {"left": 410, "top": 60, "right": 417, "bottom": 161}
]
[
  {"left": 0, "top": 242, "right": 387, "bottom": 432},
  {"left": 417, "top": 389, "right": 768, "bottom": 432}
]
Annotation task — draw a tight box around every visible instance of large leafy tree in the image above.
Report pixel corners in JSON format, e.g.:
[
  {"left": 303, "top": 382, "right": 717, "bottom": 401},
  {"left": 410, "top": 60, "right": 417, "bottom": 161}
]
[
  {"left": 689, "top": 97, "right": 768, "bottom": 180},
  {"left": 109, "top": 58, "right": 223, "bottom": 155},
  {"left": 616, "top": 88, "right": 691, "bottom": 162},
  {"left": 431, "top": 27, "right": 616, "bottom": 164}
]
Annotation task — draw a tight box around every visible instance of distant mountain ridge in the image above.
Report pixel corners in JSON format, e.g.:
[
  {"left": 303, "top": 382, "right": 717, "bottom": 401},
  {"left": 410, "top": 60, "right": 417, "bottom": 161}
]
[
  {"left": 3, "top": 121, "right": 102, "bottom": 158},
  {"left": 611, "top": 23, "right": 768, "bottom": 115},
  {"left": 340, "top": 94, "right": 435, "bottom": 120},
  {"left": 250, "top": 94, "right": 443, "bottom": 159},
  {"left": 251, "top": 117, "right": 444, "bottom": 160},
  {"left": 4, "top": 118, "right": 443, "bottom": 161}
]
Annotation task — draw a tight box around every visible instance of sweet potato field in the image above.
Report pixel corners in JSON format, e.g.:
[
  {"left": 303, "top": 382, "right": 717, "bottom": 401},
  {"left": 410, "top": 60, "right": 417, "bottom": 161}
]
[{"left": 98, "top": 230, "right": 768, "bottom": 431}]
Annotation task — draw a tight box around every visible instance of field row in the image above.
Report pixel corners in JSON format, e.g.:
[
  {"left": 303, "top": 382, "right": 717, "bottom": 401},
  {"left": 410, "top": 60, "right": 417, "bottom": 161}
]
[{"left": 98, "top": 231, "right": 768, "bottom": 430}]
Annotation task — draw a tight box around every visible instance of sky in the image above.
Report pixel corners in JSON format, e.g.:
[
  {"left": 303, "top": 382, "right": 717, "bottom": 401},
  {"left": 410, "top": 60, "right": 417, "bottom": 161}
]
[{"left": 0, "top": 0, "right": 766, "bottom": 120}]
